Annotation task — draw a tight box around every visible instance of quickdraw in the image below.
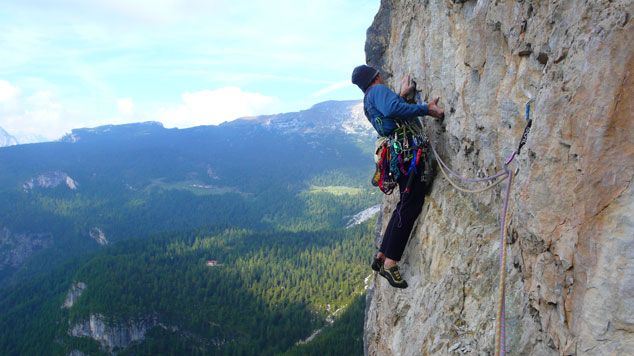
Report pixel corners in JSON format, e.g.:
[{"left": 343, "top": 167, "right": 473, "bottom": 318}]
[{"left": 505, "top": 99, "right": 535, "bottom": 165}]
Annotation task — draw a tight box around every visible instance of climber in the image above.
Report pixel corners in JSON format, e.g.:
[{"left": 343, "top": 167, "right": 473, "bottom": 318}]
[{"left": 352, "top": 64, "right": 444, "bottom": 289}]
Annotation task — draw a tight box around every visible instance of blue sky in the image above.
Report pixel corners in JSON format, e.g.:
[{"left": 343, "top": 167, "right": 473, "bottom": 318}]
[{"left": 0, "top": 0, "right": 379, "bottom": 143}]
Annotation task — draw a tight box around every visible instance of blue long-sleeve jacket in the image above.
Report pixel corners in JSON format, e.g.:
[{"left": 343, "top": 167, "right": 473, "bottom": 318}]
[{"left": 363, "top": 84, "right": 428, "bottom": 136}]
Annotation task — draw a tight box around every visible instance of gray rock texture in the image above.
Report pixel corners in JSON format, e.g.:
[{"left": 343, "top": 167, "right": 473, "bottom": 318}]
[
  {"left": 0, "top": 227, "right": 53, "bottom": 275},
  {"left": 363, "top": 1, "right": 633, "bottom": 355},
  {"left": 69, "top": 314, "right": 158, "bottom": 353},
  {"left": 89, "top": 227, "right": 109, "bottom": 246},
  {"left": 23, "top": 171, "right": 78, "bottom": 191},
  {"left": 62, "top": 282, "right": 87, "bottom": 309}
]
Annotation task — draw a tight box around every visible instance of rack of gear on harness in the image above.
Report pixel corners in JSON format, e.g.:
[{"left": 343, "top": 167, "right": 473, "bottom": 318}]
[
  {"left": 371, "top": 119, "right": 432, "bottom": 195},
  {"left": 425, "top": 97, "right": 534, "bottom": 356}
]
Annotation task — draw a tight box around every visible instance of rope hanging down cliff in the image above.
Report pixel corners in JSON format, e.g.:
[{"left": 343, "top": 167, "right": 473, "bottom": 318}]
[{"left": 421, "top": 96, "right": 534, "bottom": 356}]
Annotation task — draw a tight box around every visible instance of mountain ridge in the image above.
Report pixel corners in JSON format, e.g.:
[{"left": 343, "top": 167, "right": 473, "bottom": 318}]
[
  {"left": 59, "top": 99, "right": 367, "bottom": 143},
  {"left": 0, "top": 98, "right": 377, "bottom": 284},
  {"left": 0, "top": 126, "right": 18, "bottom": 147},
  {"left": 0, "top": 98, "right": 377, "bottom": 355}
]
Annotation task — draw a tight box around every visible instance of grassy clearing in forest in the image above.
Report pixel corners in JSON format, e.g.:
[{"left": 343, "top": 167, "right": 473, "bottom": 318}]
[
  {"left": 146, "top": 178, "right": 245, "bottom": 196},
  {"left": 307, "top": 185, "right": 364, "bottom": 196}
]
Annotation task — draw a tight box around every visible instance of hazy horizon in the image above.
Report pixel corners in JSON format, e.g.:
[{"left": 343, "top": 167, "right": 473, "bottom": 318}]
[{"left": 0, "top": 0, "right": 379, "bottom": 143}]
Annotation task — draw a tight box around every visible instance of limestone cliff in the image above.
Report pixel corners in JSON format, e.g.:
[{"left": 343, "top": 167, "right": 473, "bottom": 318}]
[
  {"left": 363, "top": 1, "right": 633, "bottom": 355},
  {"left": 62, "top": 282, "right": 86, "bottom": 309},
  {"left": 68, "top": 313, "right": 159, "bottom": 353}
]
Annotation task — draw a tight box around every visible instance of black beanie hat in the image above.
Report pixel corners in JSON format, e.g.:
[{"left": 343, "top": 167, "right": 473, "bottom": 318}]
[{"left": 351, "top": 65, "right": 379, "bottom": 92}]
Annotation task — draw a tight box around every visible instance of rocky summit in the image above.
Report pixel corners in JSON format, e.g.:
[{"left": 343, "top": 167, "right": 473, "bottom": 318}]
[{"left": 363, "top": 1, "right": 633, "bottom": 355}]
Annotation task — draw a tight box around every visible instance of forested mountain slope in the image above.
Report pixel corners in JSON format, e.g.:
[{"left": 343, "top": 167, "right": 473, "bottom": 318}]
[
  {"left": 0, "top": 100, "right": 376, "bottom": 284},
  {"left": 1, "top": 223, "right": 374, "bottom": 356},
  {"left": 0, "top": 99, "right": 379, "bottom": 355}
]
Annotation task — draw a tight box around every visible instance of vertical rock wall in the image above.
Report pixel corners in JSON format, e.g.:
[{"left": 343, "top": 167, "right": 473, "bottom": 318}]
[
  {"left": 363, "top": 1, "right": 633, "bottom": 355},
  {"left": 68, "top": 313, "right": 159, "bottom": 352}
]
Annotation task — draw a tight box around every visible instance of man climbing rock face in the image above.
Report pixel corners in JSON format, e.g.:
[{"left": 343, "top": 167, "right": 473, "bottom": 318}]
[{"left": 352, "top": 64, "right": 444, "bottom": 289}]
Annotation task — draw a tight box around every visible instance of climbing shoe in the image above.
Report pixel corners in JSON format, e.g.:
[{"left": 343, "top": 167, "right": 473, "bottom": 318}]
[
  {"left": 380, "top": 264, "right": 408, "bottom": 289},
  {"left": 371, "top": 257, "right": 383, "bottom": 272}
]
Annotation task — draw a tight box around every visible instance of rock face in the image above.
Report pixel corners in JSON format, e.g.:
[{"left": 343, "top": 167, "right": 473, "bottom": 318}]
[
  {"left": 363, "top": 1, "right": 633, "bottom": 355},
  {"left": 0, "top": 227, "right": 53, "bottom": 276},
  {"left": 69, "top": 314, "right": 158, "bottom": 352},
  {"left": 62, "top": 282, "right": 87, "bottom": 308},
  {"left": 89, "top": 227, "right": 109, "bottom": 246},
  {"left": 346, "top": 204, "right": 382, "bottom": 228},
  {"left": 23, "top": 171, "right": 78, "bottom": 191}
]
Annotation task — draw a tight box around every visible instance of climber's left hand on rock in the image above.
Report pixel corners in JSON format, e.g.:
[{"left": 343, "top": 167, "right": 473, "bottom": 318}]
[{"left": 428, "top": 97, "right": 444, "bottom": 119}]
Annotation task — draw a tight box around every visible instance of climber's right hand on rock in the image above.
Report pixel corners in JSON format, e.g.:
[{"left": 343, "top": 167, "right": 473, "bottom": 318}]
[{"left": 428, "top": 97, "right": 444, "bottom": 119}]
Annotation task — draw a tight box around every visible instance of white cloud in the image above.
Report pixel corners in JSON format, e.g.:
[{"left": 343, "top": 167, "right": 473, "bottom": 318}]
[
  {"left": 0, "top": 80, "right": 20, "bottom": 103},
  {"left": 117, "top": 97, "right": 134, "bottom": 114},
  {"left": 0, "top": 81, "right": 283, "bottom": 143},
  {"left": 0, "top": 1, "right": 378, "bottom": 141},
  {"left": 309, "top": 81, "right": 353, "bottom": 98},
  {"left": 157, "top": 87, "right": 280, "bottom": 128},
  {"left": 17, "top": 91, "right": 68, "bottom": 141},
  {"left": 0, "top": 80, "right": 78, "bottom": 143}
]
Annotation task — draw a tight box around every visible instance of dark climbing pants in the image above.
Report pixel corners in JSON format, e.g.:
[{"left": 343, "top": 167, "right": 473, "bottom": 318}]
[{"left": 379, "top": 170, "right": 428, "bottom": 261}]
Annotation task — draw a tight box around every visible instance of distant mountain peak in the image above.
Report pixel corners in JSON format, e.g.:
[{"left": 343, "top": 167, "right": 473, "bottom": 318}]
[
  {"left": 56, "top": 100, "right": 371, "bottom": 144},
  {"left": 225, "top": 99, "right": 371, "bottom": 137},
  {"left": 0, "top": 126, "right": 19, "bottom": 147}
]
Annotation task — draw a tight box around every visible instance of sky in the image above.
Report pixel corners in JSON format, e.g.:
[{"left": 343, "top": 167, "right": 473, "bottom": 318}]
[{"left": 0, "top": 0, "right": 379, "bottom": 143}]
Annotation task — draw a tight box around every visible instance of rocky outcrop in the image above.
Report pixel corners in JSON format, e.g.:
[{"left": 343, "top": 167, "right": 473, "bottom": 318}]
[
  {"left": 346, "top": 204, "right": 382, "bottom": 228},
  {"left": 23, "top": 171, "right": 78, "bottom": 191},
  {"left": 62, "top": 282, "right": 86, "bottom": 308},
  {"left": 364, "top": 1, "right": 633, "bottom": 355},
  {"left": 69, "top": 314, "right": 159, "bottom": 353},
  {"left": 0, "top": 227, "right": 53, "bottom": 274},
  {"left": 67, "top": 314, "right": 218, "bottom": 354},
  {"left": 89, "top": 228, "right": 108, "bottom": 246}
]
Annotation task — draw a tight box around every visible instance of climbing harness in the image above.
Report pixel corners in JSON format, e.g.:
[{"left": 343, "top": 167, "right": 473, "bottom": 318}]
[
  {"left": 372, "top": 119, "right": 432, "bottom": 195},
  {"left": 365, "top": 87, "right": 435, "bottom": 196},
  {"left": 425, "top": 97, "right": 534, "bottom": 356}
]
